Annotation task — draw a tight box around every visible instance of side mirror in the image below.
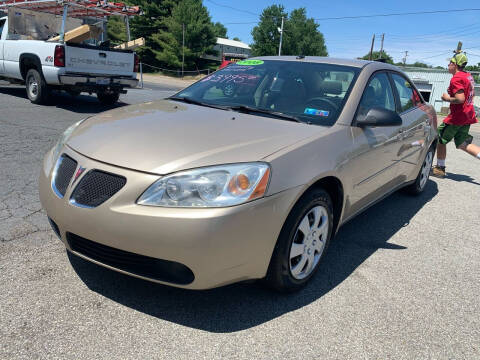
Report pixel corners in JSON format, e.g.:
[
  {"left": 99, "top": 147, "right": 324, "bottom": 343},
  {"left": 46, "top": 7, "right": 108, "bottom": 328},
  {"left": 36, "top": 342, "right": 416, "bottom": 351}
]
[{"left": 356, "top": 107, "right": 402, "bottom": 127}]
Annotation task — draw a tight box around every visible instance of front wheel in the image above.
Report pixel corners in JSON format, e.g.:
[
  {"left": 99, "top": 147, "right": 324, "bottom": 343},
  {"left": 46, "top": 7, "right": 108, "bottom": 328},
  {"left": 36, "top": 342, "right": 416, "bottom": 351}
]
[
  {"left": 405, "top": 146, "right": 435, "bottom": 195},
  {"left": 266, "top": 188, "right": 333, "bottom": 292},
  {"left": 97, "top": 91, "right": 120, "bottom": 105},
  {"left": 26, "top": 69, "right": 49, "bottom": 104}
]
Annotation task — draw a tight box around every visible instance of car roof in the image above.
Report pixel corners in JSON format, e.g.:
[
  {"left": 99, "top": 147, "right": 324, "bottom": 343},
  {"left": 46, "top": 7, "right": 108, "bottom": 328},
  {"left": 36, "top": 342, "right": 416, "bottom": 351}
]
[{"left": 250, "top": 56, "right": 399, "bottom": 70}]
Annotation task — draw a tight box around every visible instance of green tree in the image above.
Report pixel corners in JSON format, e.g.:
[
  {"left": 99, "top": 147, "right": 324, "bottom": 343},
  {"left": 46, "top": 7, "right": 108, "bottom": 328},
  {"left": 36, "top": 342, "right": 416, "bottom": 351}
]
[
  {"left": 283, "top": 8, "right": 327, "bottom": 56},
  {"left": 106, "top": 0, "right": 182, "bottom": 68},
  {"left": 212, "top": 22, "right": 228, "bottom": 38},
  {"left": 107, "top": 16, "right": 127, "bottom": 45},
  {"left": 361, "top": 51, "right": 394, "bottom": 64},
  {"left": 232, "top": 37, "right": 241, "bottom": 41},
  {"left": 251, "top": 5, "right": 287, "bottom": 56},
  {"left": 251, "top": 6, "right": 327, "bottom": 57},
  {"left": 153, "top": 0, "right": 216, "bottom": 69}
]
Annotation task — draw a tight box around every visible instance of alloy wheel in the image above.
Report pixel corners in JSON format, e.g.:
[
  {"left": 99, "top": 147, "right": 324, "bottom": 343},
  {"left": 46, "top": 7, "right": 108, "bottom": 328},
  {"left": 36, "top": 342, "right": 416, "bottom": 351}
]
[
  {"left": 289, "top": 205, "right": 329, "bottom": 280},
  {"left": 419, "top": 151, "right": 433, "bottom": 189}
]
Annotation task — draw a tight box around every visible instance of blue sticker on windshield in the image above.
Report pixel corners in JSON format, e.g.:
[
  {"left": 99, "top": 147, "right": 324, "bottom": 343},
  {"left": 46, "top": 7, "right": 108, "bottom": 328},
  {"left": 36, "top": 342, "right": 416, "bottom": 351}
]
[{"left": 304, "top": 108, "right": 329, "bottom": 117}]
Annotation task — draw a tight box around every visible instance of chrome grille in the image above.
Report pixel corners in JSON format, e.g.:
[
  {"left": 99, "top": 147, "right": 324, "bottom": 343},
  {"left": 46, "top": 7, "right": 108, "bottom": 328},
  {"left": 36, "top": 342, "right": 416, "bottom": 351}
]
[
  {"left": 70, "top": 170, "right": 126, "bottom": 208},
  {"left": 52, "top": 154, "right": 77, "bottom": 197}
]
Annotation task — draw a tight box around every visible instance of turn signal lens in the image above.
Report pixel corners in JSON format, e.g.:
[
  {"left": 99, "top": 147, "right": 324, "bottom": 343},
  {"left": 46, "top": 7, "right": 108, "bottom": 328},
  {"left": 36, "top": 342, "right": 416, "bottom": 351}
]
[
  {"left": 228, "top": 173, "right": 251, "bottom": 195},
  {"left": 249, "top": 168, "right": 270, "bottom": 200}
]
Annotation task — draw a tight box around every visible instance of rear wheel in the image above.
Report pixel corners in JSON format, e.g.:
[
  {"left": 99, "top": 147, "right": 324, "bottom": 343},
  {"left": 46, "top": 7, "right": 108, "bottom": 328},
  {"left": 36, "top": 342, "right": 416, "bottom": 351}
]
[
  {"left": 405, "top": 146, "right": 435, "bottom": 195},
  {"left": 26, "top": 68, "right": 49, "bottom": 104},
  {"left": 97, "top": 90, "right": 120, "bottom": 105},
  {"left": 266, "top": 188, "right": 333, "bottom": 292}
]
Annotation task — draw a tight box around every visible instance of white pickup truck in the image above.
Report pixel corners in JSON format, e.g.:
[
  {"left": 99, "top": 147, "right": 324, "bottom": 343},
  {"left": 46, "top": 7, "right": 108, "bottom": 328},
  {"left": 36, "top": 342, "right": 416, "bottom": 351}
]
[{"left": 0, "top": 14, "right": 138, "bottom": 105}]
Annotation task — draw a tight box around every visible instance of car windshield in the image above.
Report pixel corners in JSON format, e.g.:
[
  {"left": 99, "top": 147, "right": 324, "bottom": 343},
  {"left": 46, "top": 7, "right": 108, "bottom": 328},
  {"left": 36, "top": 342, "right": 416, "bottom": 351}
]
[{"left": 173, "top": 60, "right": 359, "bottom": 126}]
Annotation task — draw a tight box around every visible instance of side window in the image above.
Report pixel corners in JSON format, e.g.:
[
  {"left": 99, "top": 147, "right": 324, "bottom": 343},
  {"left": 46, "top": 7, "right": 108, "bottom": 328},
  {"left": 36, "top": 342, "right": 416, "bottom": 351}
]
[
  {"left": 391, "top": 74, "right": 421, "bottom": 112},
  {"left": 357, "top": 72, "right": 395, "bottom": 118},
  {"left": 0, "top": 20, "right": 5, "bottom": 40}
]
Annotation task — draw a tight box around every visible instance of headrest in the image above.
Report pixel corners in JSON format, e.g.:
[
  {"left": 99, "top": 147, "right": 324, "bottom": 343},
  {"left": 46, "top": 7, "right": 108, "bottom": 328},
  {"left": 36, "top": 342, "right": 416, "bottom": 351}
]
[{"left": 322, "top": 80, "right": 342, "bottom": 95}]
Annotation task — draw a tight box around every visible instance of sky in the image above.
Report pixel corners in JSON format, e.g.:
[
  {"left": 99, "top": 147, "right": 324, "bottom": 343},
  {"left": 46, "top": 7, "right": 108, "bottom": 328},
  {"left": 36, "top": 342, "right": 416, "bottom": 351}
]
[{"left": 204, "top": 0, "right": 480, "bottom": 67}]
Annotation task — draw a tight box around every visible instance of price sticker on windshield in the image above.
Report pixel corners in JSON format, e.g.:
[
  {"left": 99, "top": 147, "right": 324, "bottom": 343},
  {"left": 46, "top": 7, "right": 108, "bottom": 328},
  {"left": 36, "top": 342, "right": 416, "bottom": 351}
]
[{"left": 236, "top": 60, "right": 264, "bottom": 66}]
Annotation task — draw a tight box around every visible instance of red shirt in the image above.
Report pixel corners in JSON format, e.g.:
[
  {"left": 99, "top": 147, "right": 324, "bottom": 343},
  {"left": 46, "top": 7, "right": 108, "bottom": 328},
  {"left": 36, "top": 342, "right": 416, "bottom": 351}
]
[{"left": 444, "top": 71, "right": 477, "bottom": 126}]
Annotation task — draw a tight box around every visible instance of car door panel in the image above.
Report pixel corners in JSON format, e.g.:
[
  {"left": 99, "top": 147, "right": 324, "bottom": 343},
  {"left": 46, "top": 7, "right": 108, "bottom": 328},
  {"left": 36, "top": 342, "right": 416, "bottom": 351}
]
[
  {"left": 344, "top": 72, "right": 404, "bottom": 216},
  {"left": 390, "top": 73, "right": 429, "bottom": 178}
]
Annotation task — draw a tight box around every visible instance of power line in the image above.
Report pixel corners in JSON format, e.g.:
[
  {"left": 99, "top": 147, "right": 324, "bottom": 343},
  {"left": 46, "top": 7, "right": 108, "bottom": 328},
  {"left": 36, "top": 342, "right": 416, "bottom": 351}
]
[
  {"left": 383, "top": 21, "right": 480, "bottom": 39},
  {"left": 312, "top": 8, "right": 480, "bottom": 21},
  {"left": 204, "top": 0, "right": 260, "bottom": 17},
  {"left": 206, "top": 1, "right": 480, "bottom": 23}
]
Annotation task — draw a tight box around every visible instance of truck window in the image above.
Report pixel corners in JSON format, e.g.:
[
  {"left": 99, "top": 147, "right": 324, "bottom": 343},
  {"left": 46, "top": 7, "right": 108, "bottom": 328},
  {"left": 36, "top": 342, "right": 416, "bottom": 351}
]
[{"left": 0, "top": 19, "right": 5, "bottom": 40}]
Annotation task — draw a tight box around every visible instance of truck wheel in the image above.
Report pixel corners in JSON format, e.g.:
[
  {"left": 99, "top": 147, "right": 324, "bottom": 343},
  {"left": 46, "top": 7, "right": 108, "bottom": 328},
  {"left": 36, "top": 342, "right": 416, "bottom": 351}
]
[
  {"left": 26, "top": 69, "right": 49, "bottom": 104},
  {"left": 97, "top": 91, "right": 120, "bottom": 105}
]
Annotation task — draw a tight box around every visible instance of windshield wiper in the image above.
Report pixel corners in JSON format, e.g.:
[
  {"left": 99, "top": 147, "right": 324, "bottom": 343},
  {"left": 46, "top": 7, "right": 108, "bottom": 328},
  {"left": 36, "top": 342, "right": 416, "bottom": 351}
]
[
  {"left": 169, "top": 96, "right": 229, "bottom": 110},
  {"left": 226, "top": 105, "right": 303, "bottom": 123}
]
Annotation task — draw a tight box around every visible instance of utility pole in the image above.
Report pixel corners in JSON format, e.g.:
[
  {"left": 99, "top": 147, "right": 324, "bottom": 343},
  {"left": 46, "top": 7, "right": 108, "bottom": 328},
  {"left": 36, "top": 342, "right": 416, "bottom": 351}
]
[
  {"left": 369, "top": 34, "right": 375, "bottom": 60},
  {"left": 278, "top": 16, "right": 284, "bottom": 56},
  {"left": 182, "top": 23, "right": 185, "bottom": 78},
  {"left": 379, "top": 33, "right": 384, "bottom": 59},
  {"left": 403, "top": 50, "right": 408, "bottom": 65}
]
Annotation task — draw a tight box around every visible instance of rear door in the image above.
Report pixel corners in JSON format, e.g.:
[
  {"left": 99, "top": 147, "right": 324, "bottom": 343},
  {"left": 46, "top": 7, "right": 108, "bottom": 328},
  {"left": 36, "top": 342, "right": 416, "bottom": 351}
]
[
  {"left": 389, "top": 72, "right": 429, "bottom": 178},
  {"left": 64, "top": 44, "right": 134, "bottom": 77},
  {"left": 348, "top": 71, "right": 403, "bottom": 214},
  {"left": 0, "top": 19, "right": 6, "bottom": 74}
]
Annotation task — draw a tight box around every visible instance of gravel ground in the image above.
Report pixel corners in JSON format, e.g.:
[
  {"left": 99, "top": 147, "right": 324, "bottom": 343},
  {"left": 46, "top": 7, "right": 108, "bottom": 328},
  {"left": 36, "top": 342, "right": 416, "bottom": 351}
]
[{"left": 1, "top": 82, "right": 479, "bottom": 359}]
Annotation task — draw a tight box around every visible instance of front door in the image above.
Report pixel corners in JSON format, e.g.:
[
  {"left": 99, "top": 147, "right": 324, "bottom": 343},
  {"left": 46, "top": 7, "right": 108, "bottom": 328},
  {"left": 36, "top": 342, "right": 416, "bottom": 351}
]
[
  {"left": 347, "top": 72, "right": 403, "bottom": 215},
  {"left": 390, "top": 73, "right": 430, "bottom": 179}
]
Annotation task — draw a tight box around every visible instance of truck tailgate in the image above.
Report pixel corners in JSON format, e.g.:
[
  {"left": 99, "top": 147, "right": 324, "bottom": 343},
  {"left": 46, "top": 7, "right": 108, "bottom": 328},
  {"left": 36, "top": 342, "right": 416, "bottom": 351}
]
[{"left": 65, "top": 44, "right": 134, "bottom": 77}]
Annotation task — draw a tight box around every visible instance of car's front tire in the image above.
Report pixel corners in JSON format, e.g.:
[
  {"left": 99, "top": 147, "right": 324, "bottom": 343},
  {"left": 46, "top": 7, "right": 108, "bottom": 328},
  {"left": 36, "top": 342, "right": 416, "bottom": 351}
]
[
  {"left": 26, "top": 69, "right": 49, "bottom": 104},
  {"left": 266, "top": 188, "right": 333, "bottom": 292},
  {"left": 405, "top": 145, "right": 435, "bottom": 195}
]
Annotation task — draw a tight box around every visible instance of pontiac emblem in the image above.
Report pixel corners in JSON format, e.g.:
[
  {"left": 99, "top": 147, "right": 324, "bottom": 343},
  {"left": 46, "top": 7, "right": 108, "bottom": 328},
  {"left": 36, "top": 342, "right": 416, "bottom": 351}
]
[{"left": 72, "top": 166, "right": 86, "bottom": 185}]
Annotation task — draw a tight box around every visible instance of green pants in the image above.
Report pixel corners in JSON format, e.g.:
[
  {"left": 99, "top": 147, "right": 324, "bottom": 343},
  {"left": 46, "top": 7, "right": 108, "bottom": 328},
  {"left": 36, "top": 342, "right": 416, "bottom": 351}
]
[{"left": 438, "top": 122, "right": 473, "bottom": 148}]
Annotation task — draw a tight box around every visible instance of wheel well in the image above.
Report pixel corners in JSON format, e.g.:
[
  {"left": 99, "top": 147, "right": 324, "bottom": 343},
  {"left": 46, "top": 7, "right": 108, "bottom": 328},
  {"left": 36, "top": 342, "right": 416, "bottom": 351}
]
[
  {"left": 307, "top": 176, "right": 344, "bottom": 234},
  {"left": 19, "top": 54, "right": 42, "bottom": 80}
]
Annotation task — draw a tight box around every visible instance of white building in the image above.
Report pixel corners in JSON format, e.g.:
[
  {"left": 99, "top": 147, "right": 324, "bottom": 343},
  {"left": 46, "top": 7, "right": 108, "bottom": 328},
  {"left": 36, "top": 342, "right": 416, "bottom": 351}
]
[
  {"left": 203, "top": 37, "right": 251, "bottom": 62},
  {"left": 403, "top": 67, "right": 480, "bottom": 112}
]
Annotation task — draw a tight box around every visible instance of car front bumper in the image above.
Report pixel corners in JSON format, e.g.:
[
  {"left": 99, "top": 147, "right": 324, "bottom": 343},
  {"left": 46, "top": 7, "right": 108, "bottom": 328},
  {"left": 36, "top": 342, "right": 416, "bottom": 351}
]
[{"left": 39, "top": 147, "right": 299, "bottom": 289}]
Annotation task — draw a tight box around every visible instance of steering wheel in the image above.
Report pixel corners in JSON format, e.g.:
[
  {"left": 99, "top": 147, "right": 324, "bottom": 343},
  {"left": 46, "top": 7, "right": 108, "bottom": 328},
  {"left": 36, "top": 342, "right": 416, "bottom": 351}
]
[{"left": 305, "top": 97, "right": 339, "bottom": 112}]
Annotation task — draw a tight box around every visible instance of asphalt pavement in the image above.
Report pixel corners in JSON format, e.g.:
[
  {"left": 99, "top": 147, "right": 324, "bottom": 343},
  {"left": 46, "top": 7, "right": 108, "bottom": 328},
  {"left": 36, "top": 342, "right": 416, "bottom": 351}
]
[{"left": 0, "top": 81, "right": 479, "bottom": 359}]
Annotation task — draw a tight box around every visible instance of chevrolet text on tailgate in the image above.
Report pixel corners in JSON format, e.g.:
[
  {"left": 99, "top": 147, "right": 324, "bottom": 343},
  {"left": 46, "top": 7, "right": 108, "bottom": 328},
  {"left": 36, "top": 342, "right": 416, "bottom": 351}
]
[{"left": 0, "top": 0, "right": 142, "bottom": 105}]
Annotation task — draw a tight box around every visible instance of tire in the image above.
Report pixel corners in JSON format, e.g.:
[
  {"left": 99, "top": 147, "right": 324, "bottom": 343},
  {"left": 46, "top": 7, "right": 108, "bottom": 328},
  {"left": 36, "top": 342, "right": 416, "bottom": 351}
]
[
  {"left": 266, "top": 188, "right": 334, "bottom": 292},
  {"left": 405, "top": 145, "right": 435, "bottom": 195},
  {"left": 97, "top": 91, "right": 120, "bottom": 105},
  {"left": 25, "top": 68, "right": 49, "bottom": 104}
]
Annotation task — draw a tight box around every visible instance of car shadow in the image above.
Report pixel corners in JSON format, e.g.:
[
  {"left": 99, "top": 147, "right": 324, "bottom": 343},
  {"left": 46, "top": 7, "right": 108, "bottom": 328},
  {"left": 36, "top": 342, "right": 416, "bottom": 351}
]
[
  {"left": 0, "top": 85, "right": 126, "bottom": 114},
  {"left": 69, "top": 180, "right": 438, "bottom": 333}
]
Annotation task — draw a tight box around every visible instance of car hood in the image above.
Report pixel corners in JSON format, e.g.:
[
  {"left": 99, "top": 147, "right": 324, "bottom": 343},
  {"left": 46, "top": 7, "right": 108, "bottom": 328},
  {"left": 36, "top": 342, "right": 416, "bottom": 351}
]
[{"left": 67, "top": 100, "right": 322, "bottom": 174}]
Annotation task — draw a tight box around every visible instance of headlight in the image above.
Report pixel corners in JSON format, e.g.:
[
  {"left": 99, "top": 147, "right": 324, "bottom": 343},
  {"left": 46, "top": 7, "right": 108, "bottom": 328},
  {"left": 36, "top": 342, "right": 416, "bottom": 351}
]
[
  {"left": 52, "top": 118, "right": 88, "bottom": 161},
  {"left": 137, "top": 163, "right": 271, "bottom": 208}
]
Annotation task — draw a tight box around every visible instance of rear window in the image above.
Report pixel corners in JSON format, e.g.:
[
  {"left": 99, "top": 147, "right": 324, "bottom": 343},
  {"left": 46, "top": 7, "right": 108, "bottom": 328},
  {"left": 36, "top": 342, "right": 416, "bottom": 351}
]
[{"left": 176, "top": 60, "right": 359, "bottom": 126}]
